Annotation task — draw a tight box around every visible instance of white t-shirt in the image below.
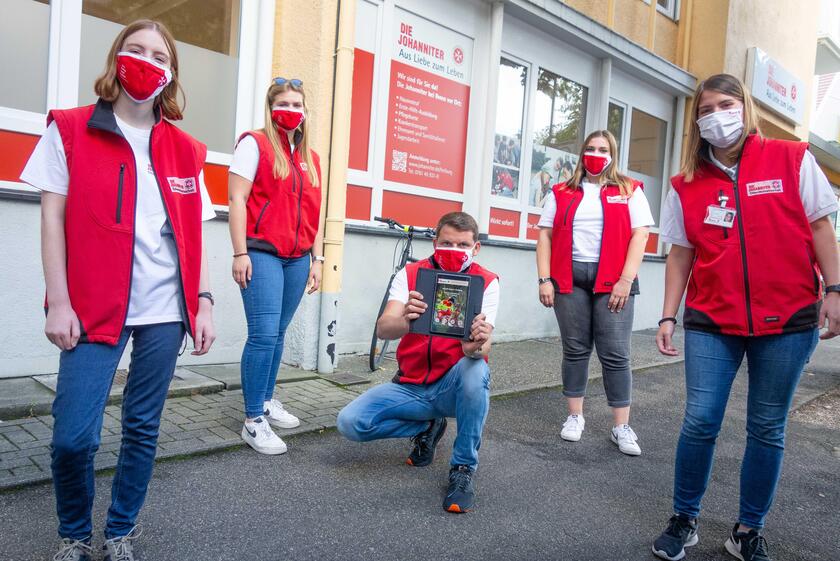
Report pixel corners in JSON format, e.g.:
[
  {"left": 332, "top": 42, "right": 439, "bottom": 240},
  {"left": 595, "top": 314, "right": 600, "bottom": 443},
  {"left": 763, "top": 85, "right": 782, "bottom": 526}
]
[
  {"left": 21, "top": 119, "right": 216, "bottom": 326},
  {"left": 388, "top": 267, "right": 500, "bottom": 327},
  {"left": 660, "top": 149, "right": 839, "bottom": 248},
  {"left": 537, "top": 181, "right": 655, "bottom": 262},
  {"left": 229, "top": 134, "right": 295, "bottom": 182}
]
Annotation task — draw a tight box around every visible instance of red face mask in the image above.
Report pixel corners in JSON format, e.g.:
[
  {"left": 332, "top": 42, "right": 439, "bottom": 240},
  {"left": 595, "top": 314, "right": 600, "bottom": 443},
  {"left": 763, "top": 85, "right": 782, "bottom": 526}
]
[
  {"left": 116, "top": 52, "right": 172, "bottom": 103},
  {"left": 434, "top": 246, "right": 475, "bottom": 272},
  {"left": 582, "top": 152, "right": 612, "bottom": 176},
  {"left": 271, "top": 109, "right": 305, "bottom": 131}
]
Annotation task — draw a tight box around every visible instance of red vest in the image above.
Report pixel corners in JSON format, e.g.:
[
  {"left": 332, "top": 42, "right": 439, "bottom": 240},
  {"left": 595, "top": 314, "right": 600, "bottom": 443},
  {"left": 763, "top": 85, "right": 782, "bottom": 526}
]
[
  {"left": 672, "top": 135, "right": 820, "bottom": 336},
  {"left": 549, "top": 181, "right": 642, "bottom": 293},
  {"left": 47, "top": 100, "right": 206, "bottom": 345},
  {"left": 240, "top": 131, "right": 322, "bottom": 258},
  {"left": 393, "top": 259, "right": 499, "bottom": 385}
]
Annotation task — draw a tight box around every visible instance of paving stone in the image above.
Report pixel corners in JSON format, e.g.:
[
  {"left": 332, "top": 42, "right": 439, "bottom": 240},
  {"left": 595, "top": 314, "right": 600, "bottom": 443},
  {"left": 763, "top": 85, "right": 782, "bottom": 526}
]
[
  {"left": 208, "top": 426, "right": 240, "bottom": 441},
  {"left": 2, "top": 445, "right": 49, "bottom": 460},
  {"left": 4, "top": 429, "right": 35, "bottom": 444},
  {"left": 11, "top": 465, "right": 43, "bottom": 477},
  {"left": 0, "top": 439, "right": 19, "bottom": 454},
  {"left": 177, "top": 420, "right": 218, "bottom": 431},
  {"left": 0, "top": 456, "right": 34, "bottom": 470}
]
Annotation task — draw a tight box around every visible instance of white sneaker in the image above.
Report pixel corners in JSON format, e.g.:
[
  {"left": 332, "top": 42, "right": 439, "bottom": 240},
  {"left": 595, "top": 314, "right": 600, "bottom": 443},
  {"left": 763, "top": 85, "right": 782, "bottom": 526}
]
[
  {"left": 242, "top": 416, "right": 288, "bottom": 455},
  {"left": 263, "top": 399, "right": 301, "bottom": 429},
  {"left": 611, "top": 424, "right": 642, "bottom": 456},
  {"left": 561, "top": 414, "right": 585, "bottom": 441}
]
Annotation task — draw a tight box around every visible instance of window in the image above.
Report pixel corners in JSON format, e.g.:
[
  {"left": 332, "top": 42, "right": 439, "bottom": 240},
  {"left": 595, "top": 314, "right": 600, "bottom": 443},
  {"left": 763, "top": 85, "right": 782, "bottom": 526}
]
[
  {"left": 78, "top": 0, "right": 241, "bottom": 154},
  {"left": 491, "top": 58, "right": 527, "bottom": 200},
  {"left": 627, "top": 108, "right": 667, "bottom": 225},
  {"left": 1, "top": 0, "right": 50, "bottom": 113},
  {"left": 530, "top": 68, "right": 588, "bottom": 208},
  {"left": 607, "top": 102, "right": 625, "bottom": 165},
  {"left": 643, "top": 0, "right": 679, "bottom": 20}
]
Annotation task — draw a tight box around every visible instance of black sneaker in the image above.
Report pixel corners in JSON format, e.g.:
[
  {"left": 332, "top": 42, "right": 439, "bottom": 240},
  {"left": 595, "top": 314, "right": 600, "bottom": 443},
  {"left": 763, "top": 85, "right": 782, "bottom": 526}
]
[
  {"left": 724, "top": 524, "right": 771, "bottom": 561},
  {"left": 443, "top": 464, "right": 475, "bottom": 513},
  {"left": 406, "top": 418, "right": 447, "bottom": 467},
  {"left": 652, "top": 514, "right": 699, "bottom": 560}
]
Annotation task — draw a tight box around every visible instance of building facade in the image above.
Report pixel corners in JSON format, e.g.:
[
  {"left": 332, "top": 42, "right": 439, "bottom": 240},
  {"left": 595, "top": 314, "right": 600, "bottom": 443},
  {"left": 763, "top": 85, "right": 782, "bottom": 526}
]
[{"left": 0, "top": 0, "right": 837, "bottom": 377}]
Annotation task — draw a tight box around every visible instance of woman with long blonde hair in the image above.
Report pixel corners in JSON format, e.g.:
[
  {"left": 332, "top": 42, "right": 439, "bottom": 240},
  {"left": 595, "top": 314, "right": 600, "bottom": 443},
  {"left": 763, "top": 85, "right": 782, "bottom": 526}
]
[
  {"left": 20, "top": 19, "right": 216, "bottom": 560},
  {"left": 535, "top": 130, "right": 653, "bottom": 455},
  {"left": 652, "top": 73, "right": 840, "bottom": 561},
  {"left": 228, "top": 78, "right": 325, "bottom": 455}
]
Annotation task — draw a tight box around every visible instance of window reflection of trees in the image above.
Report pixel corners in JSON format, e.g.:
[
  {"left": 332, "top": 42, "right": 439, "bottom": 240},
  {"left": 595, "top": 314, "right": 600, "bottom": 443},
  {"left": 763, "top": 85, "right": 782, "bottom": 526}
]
[{"left": 534, "top": 69, "right": 587, "bottom": 153}]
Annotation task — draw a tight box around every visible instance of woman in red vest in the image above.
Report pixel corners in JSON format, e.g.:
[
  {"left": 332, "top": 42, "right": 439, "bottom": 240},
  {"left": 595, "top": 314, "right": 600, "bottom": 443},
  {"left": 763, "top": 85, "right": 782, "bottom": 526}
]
[
  {"left": 21, "top": 20, "right": 216, "bottom": 561},
  {"left": 652, "top": 74, "right": 840, "bottom": 561},
  {"left": 536, "top": 130, "right": 654, "bottom": 456},
  {"left": 228, "top": 79, "right": 324, "bottom": 455}
]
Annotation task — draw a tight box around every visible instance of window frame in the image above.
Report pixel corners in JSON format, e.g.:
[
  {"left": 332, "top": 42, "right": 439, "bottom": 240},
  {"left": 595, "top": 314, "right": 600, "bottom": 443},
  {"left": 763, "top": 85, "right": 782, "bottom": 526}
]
[
  {"left": 488, "top": 53, "right": 532, "bottom": 211},
  {"left": 0, "top": 0, "right": 273, "bottom": 201},
  {"left": 642, "top": 0, "right": 680, "bottom": 21}
]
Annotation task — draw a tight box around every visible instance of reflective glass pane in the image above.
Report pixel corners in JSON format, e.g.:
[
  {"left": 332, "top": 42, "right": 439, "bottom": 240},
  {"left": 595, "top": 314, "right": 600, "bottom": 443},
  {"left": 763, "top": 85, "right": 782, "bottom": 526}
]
[
  {"left": 607, "top": 102, "right": 625, "bottom": 164},
  {"left": 79, "top": 0, "right": 240, "bottom": 153},
  {"left": 529, "top": 68, "right": 587, "bottom": 208},
  {"left": 0, "top": 0, "right": 50, "bottom": 113},
  {"left": 628, "top": 108, "right": 667, "bottom": 224},
  {"left": 491, "top": 58, "right": 527, "bottom": 199}
]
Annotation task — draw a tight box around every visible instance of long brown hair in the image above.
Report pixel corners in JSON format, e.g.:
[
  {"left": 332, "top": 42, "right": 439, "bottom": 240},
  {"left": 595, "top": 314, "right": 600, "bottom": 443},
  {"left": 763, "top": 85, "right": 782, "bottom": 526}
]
[
  {"left": 94, "top": 19, "right": 184, "bottom": 121},
  {"left": 681, "top": 73, "right": 762, "bottom": 181},
  {"left": 563, "top": 130, "right": 634, "bottom": 196},
  {"left": 261, "top": 81, "right": 320, "bottom": 186}
]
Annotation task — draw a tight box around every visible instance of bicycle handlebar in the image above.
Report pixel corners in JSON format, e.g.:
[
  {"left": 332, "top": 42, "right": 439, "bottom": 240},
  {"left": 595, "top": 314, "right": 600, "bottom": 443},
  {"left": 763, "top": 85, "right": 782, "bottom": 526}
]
[{"left": 373, "top": 216, "right": 435, "bottom": 238}]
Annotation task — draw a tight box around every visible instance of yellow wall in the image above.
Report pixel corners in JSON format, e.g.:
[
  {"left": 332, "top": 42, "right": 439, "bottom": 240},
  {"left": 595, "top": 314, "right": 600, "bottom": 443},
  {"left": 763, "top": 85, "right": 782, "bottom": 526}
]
[
  {"left": 681, "top": 0, "right": 729, "bottom": 80},
  {"left": 563, "top": 0, "right": 680, "bottom": 63},
  {"left": 273, "top": 0, "right": 339, "bottom": 177},
  {"left": 722, "top": 0, "right": 819, "bottom": 140}
]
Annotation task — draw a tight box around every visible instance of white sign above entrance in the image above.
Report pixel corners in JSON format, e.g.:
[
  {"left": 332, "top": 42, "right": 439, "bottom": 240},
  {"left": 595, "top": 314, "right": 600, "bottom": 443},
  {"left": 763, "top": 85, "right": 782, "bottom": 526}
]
[{"left": 745, "top": 47, "right": 806, "bottom": 125}]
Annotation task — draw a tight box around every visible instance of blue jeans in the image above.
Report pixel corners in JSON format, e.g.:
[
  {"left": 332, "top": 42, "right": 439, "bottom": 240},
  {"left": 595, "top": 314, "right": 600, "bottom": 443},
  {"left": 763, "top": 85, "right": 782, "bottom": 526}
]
[
  {"left": 336, "top": 357, "right": 491, "bottom": 469},
  {"left": 51, "top": 322, "right": 185, "bottom": 540},
  {"left": 673, "top": 328, "right": 819, "bottom": 529},
  {"left": 240, "top": 250, "right": 310, "bottom": 418}
]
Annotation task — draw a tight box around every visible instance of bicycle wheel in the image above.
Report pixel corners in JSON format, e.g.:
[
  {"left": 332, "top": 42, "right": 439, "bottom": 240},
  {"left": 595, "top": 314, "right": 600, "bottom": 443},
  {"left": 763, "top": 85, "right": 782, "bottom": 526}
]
[{"left": 369, "top": 282, "right": 395, "bottom": 371}]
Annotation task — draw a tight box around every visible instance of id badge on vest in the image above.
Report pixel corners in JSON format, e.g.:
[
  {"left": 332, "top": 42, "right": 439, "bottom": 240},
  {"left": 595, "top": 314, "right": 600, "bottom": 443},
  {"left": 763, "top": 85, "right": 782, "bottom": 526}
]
[{"left": 704, "top": 205, "right": 736, "bottom": 228}]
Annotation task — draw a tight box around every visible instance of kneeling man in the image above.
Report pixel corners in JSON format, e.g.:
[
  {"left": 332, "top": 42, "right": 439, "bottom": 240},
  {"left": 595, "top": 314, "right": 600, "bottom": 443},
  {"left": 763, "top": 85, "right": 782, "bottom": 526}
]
[{"left": 337, "top": 212, "right": 500, "bottom": 513}]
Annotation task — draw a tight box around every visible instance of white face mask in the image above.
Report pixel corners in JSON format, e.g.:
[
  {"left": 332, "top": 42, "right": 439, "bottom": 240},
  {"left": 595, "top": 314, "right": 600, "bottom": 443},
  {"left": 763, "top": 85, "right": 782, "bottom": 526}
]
[{"left": 697, "top": 108, "right": 744, "bottom": 148}]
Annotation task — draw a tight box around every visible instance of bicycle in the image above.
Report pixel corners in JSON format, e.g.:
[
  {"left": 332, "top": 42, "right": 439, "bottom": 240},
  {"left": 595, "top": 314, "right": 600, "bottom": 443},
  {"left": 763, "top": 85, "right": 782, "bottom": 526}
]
[{"left": 368, "top": 216, "right": 436, "bottom": 371}]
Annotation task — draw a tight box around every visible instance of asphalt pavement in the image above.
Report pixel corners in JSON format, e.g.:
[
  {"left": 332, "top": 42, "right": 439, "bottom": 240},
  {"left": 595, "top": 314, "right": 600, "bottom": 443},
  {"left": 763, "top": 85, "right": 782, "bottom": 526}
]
[{"left": 1, "top": 361, "right": 838, "bottom": 561}]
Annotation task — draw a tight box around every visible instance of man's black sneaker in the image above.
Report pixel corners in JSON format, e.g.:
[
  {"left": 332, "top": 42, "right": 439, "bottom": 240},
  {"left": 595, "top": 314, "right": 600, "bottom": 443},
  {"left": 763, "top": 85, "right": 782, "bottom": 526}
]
[
  {"left": 406, "top": 418, "right": 447, "bottom": 467},
  {"left": 443, "top": 464, "right": 475, "bottom": 513},
  {"left": 724, "top": 524, "right": 771, "bottom": 561},
  {"left": 652, "top": 514, "right": 699, "bottom": 560}
]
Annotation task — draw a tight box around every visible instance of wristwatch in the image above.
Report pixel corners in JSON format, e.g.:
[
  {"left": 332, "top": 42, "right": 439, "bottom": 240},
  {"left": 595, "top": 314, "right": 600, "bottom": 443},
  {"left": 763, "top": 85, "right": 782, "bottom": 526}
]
[
  {"left": 826, "top": 284, "right": 840, "bottom": 295},
  {"left": 312, "top": 255, "right": 326, "bottom": 263},
  {"left": 538, "top": 277, "right": 552, "bottom": 285},
  {"left": 198, "top": 291, "right": 215, "bottom": 306}
]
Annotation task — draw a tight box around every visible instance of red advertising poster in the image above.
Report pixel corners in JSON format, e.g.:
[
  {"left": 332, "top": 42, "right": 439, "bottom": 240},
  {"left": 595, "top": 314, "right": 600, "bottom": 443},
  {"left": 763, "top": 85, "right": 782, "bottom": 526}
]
[
  {"left": 526, "top": 213, "right": 541, "bottom": 241},
  {"left": 489, "top": 207, "right": 520, "bottom": 238},
  {"left": 383, "top": 9, "right": 473, "bottom": 193},
  {"left": 381, "top": 191, "right": 462, "bottom": 228}
]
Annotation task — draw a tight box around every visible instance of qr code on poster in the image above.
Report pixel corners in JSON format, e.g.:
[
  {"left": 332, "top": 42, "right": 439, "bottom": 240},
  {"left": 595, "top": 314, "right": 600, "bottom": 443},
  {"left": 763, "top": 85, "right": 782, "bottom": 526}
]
[{"left": 391, "top": 149, "right": 407, "bottom": 172}]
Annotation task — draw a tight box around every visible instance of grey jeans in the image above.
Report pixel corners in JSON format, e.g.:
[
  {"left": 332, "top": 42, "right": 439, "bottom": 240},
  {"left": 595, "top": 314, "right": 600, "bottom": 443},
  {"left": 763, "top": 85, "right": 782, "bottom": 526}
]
[{"left": 552, "top": 261, "right": 634, "bottom": 407}]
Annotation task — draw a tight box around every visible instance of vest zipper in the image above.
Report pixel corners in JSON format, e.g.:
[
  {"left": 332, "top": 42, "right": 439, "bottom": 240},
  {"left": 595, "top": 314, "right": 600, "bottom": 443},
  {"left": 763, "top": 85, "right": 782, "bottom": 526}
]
[
  {"left": 116, "top": 164, "right": 125, "bottom": 224},
  {"left": 148, "top": 129, "right": 192, "bottom": 337},
  {"left": 562, "top": 192, "right": 577, "bottom": 225},
  {"left": 254, "top": 201, "right": 270, "bottom": 234},
  {"left": 731, "top": 169, "right": 754, "bottom": 335},
  {"left": 717, "top": 189, "right": 729, "bottom": 239},
  {"left": 291, "top": 164, "right": 304, "bottom": 255}
]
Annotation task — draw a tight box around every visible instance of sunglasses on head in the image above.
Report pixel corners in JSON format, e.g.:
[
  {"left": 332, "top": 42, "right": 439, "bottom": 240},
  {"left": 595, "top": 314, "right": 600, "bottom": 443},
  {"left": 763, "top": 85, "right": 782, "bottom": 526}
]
[{"left": 273, "top": 77, "right": 303, "bottom": 87}]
